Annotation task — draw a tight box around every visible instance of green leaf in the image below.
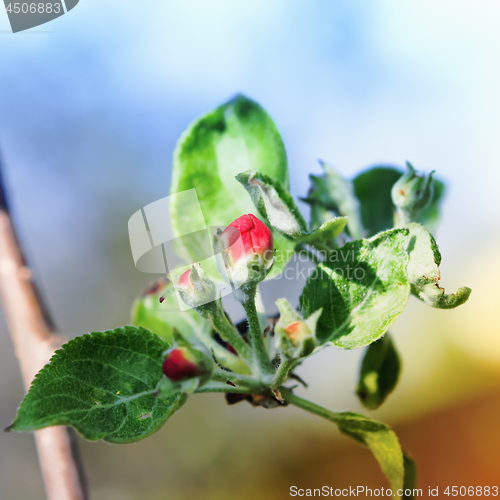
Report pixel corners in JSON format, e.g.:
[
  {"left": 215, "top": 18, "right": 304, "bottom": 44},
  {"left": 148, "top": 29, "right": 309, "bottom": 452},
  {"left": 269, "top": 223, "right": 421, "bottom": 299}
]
[
  {"left": 353, "top": 166, "right": 445, "bottom": 237},
  {"left": 132, "top": 296, "right": 174, "bottom": 341},
  {"left": 236, "top": 169, "right": 307, "bottom": 237},
  {"left": 403, "top": 454, "right": 418, "bottom": 499},
  {"left": 302, "top": 161, "right": 364, "bottom": 239},
  {"left": 131, "top": 279, "right": 212, "bottom": 343},
  {"left": 7, "top": 327, "right": 187, "bottom": 443},
  {"left": 170, "top": 94, "right": 294, "bottom": 276},
  {"left": 407, "top": 223, "right": 471, "bottom": 309},
  {"left": 300, "top": 217, "right": 347, "bottom": 247},
  {"left": 335, "top": 412, "right": 405, "bottom": 493},
  {"left": 353, "top": 167, "right": 402, "bottom": 237},
  {"left": 300, "top": 229, "right": 410, "bottom": 349},
  {"left": 356, "top": 333, "right": 401, "bottom": 410},
  {"left": 237, "top": 170, "right": 346, "bottom": 249},
  {"left": 307, "top": 203, "right": 338, "bottom": 233}
]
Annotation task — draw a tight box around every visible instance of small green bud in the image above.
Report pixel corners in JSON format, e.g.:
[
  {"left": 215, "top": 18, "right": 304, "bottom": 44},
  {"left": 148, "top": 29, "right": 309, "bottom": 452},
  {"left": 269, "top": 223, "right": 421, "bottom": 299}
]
[
  {"left": 391, "top": 162, "right": 435, "bottom": 225},
  {"left": 274, "top": 298, "right": 322, "bottom": 358}
]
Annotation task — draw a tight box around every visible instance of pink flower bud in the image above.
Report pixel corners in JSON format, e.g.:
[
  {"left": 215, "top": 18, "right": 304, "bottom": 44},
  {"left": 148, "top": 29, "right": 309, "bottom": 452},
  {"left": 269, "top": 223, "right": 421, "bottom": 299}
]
[
  {"left": 284, "top": 321, "right": 311, "bottom": 343},
  {"left": 162, "top": 348, "right": 205, "bottom": 381},
  {"left": 275, "top": 299, "right": 322, "bottom": 358},
  {"left": 174, "top": 264, "right": 216, "bottom": 309},
  {"left": 178, "top": 268, "right": 194, "bottom": 292},
  {"left": 225, "top": 214, "right": 273, "bottom": 263},
  {"left": 217, "top": 214, "right": 274, "bottom": 285}
]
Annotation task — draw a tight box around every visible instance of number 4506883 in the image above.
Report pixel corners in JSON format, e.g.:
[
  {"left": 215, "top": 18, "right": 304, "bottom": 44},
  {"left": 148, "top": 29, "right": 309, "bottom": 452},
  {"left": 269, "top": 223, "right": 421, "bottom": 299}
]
[
  {"left": 5, "top": 3, "right": 61, "bottom": 14},
  {"left": 444, "top": 487, "right": 499, "bottom": 497}
]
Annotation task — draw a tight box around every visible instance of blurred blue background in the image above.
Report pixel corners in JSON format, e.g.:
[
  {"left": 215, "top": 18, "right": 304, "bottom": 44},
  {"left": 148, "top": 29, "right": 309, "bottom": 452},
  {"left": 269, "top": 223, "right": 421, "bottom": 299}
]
[{"left": 1, "top": 1, "right": 499, "bottom": 499}]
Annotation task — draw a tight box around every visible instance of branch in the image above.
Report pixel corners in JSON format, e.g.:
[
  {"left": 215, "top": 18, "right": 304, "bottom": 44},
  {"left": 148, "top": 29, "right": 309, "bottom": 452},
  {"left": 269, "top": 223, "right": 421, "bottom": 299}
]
[{"left": 0, "top": 156, "right": 89, "bottom": 500}]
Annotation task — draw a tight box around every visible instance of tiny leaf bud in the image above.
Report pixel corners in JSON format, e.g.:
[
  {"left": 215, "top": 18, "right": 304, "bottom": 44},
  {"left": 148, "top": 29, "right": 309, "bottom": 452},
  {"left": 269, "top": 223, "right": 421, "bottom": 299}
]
[{"left": 391, "top": 162, "right": 435, "bottom": 225}]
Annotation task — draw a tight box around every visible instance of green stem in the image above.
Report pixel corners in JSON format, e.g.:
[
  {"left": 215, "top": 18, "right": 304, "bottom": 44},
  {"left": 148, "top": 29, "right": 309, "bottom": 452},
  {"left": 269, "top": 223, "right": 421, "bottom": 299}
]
[
  {"left": 203, "top": 335, "right": 251, "bottom": 374},
  {"left": 240, "top": 283, "right": 273, "bottom": 375},
  {"left": 211, "top": 370, "right": 263, "bottom": 390},
  {"left": 394, "top": 207, "right": 412, "bottom": 228},
  {"left": 202, "top": 301, "right": 253, "bottom": 370},
  {"left": 195, "top": 384, "right": 255, "bottom": 394},
  {"left": 280, "top": 387, "right": 342, "bottom": 423},
  {"left": 254, "top": 284, "right": 269, "bottom": 331},
  {"left": 272, "top": 358, "right": 297, "bottom": 388}
]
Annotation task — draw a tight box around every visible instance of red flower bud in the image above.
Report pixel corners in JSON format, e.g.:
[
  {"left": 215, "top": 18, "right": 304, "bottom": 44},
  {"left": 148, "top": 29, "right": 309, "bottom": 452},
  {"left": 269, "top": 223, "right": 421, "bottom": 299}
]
[
  {"left": 216, "top": 214, "right": 274, "bottom": 285},
  {"left": 224, "top": 214, "right": 273, "bottom": 263},
  {"left": 162, "top": 348, "right": 204, "bottom": 381}
]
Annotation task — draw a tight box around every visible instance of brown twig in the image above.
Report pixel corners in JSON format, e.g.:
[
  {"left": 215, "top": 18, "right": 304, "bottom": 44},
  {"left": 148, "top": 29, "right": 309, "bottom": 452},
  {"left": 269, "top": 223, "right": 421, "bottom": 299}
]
[{"left": 0, "top": 157, "right": 89, "bottom": 500}]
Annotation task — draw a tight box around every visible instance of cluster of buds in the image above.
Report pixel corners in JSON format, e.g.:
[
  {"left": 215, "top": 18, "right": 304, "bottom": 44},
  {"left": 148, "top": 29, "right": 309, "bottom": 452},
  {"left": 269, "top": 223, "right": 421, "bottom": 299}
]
[
  {"left": 391, "top": 162, "right": 435, "bottom": 225},
  {"left": 154, "top": 214, "right": 322, "bottom": 398},
  {"left": 274, "top": 298, "right": 322, "bottom": 358},
  {"left": 215, "top": 214, "right": 274, "bottom": 289},
  {"left": 162, "top": 214, "right": 274, "bottom": 312}
]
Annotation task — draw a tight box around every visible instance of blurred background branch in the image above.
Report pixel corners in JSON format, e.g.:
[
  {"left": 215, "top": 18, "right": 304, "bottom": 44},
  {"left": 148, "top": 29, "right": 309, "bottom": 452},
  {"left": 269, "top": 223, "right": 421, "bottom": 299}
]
[{"left": 0, "top": 155, "right": 88, "bottom": 500}]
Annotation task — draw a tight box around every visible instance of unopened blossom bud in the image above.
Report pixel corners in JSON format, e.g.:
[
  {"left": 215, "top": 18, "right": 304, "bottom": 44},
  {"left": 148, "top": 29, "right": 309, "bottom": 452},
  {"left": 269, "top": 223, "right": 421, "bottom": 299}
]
[
  {"left": 215, "top": 214, "right": 274, "bottom": 286},
  {"left": 162, "top": 347, "right": 206, "bottom": 381},
  {"left": 284, "top": 321, "right": 311, "bottom": 343},
  {"left": 275, "top": 298, "right": 322, "bottom": 358},
  {"left": 175, "top": 263, "right": 216, "bottom": 309},
  {"left": 178, "top": 268, "right": 194, "bottom": 291},
  {"left": 391, "top": 162, "right": 435, "bottom": 225}
]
